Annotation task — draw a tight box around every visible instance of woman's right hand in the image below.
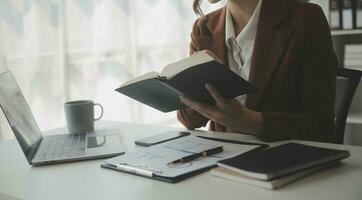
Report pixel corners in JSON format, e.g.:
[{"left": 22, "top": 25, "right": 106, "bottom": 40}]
[{"left": 193, "top": 50, "right": 223, "bottom": 64}]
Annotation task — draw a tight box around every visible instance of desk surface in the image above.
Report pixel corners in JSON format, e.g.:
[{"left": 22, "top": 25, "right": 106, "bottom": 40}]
[{"left": 0, "top": 121, "right": 362, "bottom": 200}]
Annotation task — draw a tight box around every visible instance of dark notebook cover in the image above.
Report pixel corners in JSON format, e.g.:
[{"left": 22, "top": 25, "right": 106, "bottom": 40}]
[
  {"left": 217, "top": 143, "right": 350, "bottom": 181},
  {"left": 116, "top": 60, "right": 254, "bottom": 112}
]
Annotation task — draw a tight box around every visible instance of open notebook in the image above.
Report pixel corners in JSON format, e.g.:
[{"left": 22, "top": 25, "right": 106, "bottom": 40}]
[{"left": 115, "top": 51, "right": 253, "bottom": 112}]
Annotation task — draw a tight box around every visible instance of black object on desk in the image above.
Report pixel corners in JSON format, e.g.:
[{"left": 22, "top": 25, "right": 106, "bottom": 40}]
[
  {"left": 135, "top": 131, "right": 190, "bottom": 147},
  {"left": 217, "top": 143, "right": 350, "bottom": 181}
]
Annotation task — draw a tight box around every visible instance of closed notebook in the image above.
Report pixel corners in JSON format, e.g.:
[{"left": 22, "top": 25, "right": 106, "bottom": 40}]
[
  {"left": 217, "top": 143, "right": 350, "bottom": 181},
  {"left": 115, "top": 51, "right": 253, "bottom": 112},
  {"left": 211, "top": 162, "right": 340, "bottom": 190}
]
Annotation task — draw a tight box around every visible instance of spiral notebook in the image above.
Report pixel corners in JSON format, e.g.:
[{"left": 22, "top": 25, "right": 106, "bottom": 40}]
[
  {"left": 217, "top": 143, "right": 350, "bottom": 181},
  {"left": 211, "top": 161, "right": 340, "bottom": 190}
]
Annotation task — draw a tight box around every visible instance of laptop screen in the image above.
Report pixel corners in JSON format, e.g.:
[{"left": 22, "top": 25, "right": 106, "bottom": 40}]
[{"left": 0, "top": 71, "right": 42, "bottom": 163}]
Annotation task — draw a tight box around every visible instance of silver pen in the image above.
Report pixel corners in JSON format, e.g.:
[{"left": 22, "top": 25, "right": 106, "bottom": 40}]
[{"left": 108, "top": 163, "right": 161, "bottom": 177}]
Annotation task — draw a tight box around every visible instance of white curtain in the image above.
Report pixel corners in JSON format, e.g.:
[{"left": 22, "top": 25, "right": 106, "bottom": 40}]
[{"left": 0, "top": 0, "right": 224, "bottom": 140}]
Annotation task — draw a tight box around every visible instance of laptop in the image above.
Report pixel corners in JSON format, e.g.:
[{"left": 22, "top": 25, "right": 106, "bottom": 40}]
[{"left": 0, "top": 71, "right": 125, "bottom": 165}]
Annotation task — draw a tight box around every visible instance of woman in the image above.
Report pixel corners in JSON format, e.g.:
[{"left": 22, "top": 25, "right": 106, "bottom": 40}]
[{"left": 177, "top": 0, "right": 338, "bottom": 142}]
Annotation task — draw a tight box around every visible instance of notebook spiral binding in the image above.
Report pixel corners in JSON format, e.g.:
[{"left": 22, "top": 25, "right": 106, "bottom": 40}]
[{"left": 271, "top": 151, "right": 350, "bottom": 180}]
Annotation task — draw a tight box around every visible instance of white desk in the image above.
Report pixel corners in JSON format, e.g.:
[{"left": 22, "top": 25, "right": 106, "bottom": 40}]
[{"left": 0, "top": 121, "right": 362, "bottom": 200}]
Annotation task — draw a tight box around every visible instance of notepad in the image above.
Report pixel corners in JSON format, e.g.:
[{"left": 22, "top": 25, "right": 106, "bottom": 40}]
[{"left": 216, "top": 143, "right": 350, "bottom": 181}]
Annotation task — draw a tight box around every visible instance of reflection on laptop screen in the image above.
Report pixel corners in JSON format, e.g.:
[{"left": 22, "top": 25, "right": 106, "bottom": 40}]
[{"left": 0, "top": 71, "right": 42, "bottom": 162}]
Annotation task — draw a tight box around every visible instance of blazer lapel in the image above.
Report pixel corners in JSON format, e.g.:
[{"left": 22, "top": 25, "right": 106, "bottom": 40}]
[
  {"left": 193, "top": 0, "right": 294, "bottom": 110},
  {"left": 246, "top": 0, "right": 294, "bottom": 110}
]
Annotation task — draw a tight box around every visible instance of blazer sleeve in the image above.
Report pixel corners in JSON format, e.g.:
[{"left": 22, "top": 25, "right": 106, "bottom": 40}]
[
  {"left": 260, "top": 7, "right": 338, "bottom": 142},
  {"left": 177, "top": 19, "right": 209, "bottom": 130}
]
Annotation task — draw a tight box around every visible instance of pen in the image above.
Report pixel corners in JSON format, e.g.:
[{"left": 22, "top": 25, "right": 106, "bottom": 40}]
[
  {"left": 108, "top": 163, "right": 162, "bottom": 177},
  {"left": 167, "top": 146, "right": 223, "bottom": 166}
]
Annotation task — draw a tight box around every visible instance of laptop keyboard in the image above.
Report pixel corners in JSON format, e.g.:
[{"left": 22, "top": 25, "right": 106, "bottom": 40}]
[{"left": 36, "top": 133, "right": 86, "bottom": 161}]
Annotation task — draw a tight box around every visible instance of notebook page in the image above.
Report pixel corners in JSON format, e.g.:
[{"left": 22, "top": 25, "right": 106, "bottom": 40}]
[
  {"left": 120, "top": 71, "right": 159, "bottom": 87},
  {"left": 160, "top": 51, "right": 214, "bottom": 79}
]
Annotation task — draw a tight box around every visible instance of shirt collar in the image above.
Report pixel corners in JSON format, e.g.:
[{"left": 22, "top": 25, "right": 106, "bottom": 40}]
[{"left": 225, "top": 0, "right": 263, "bottom": 49}]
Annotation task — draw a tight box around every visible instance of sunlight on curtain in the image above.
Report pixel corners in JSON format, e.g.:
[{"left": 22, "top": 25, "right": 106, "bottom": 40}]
[{"left": 0, "top": 0, "right": 224, "bottom": 140}]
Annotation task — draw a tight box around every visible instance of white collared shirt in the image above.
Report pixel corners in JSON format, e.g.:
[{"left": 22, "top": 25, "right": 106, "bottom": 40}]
[{"left": 225, "top": 0, "right": 262, "bottom": 105}]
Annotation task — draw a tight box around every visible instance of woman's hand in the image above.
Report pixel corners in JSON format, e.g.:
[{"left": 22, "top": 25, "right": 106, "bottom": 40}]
[
  {"left": 180, "top": 83, "right": 263, "bottom": 135},
  {"left": 193, "top": 50, "right": 223, "bottom": 64}
]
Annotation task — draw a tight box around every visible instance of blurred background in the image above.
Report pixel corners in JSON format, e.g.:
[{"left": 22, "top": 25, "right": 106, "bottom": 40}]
[{"left": 0, "top": 0, "right": 224, "bottom": 140}]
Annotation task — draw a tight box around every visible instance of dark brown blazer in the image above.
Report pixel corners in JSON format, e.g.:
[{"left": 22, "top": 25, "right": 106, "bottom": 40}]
[{"left": 177, "top": 0, "right": 338, "bottom": 142}]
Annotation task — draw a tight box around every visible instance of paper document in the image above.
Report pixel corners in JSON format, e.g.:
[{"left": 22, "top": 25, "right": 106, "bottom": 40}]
[{"left": 104, "top": 136, "right": 260, "bottom": 178}]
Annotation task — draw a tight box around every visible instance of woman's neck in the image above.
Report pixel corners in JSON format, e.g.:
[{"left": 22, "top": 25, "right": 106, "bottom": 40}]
[{"left": 227, "top": 0, "right": 259, "bottom": 35}]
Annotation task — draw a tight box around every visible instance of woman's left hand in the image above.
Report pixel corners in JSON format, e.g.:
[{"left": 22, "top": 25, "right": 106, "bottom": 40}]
[{"left": 180, "top": 83, "right": 263, "bottom": 134}]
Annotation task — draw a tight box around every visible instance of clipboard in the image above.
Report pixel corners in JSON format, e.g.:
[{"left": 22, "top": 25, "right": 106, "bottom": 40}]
[{"left": 101, "top": 136, "right": 268, "bottom": 183}]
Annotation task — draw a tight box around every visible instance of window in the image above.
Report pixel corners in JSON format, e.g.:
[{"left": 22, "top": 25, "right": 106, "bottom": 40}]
[{"left": 0, "top": 0, "right": 224, "bottom": 140}]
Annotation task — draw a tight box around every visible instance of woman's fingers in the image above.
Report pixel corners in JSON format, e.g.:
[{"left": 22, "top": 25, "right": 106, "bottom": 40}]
[
  {"left": 203, "top": 50, "right": 223, "bottom": 63},
  {"left": 180, "top": 96, "right": 215, "bottom": 117},
  {"left": 180, "top": 96, "right": 208, "bottom": 110},
  {"left": 180, "top": 96, "right": 224, "bottom": 123},
  {"left": 205, "top": 83, "right": 226, "bottom": 105}
]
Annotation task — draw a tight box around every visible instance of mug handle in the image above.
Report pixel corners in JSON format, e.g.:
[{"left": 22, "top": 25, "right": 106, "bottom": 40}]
[{"left": 93, "top": 103, "right": 104, "bottom": 121}]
